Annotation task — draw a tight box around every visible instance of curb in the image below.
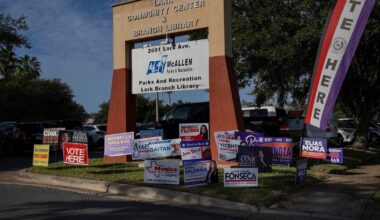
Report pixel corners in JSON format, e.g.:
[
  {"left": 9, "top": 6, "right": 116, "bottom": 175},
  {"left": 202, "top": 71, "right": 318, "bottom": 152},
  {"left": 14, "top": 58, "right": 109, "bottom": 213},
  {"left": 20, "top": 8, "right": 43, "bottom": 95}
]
[
  {"left": 16, "top": 169, "right": 356, "bottom": 220},
  {"left": 17, "top": 169, "right": 260, "bottom": 213}
]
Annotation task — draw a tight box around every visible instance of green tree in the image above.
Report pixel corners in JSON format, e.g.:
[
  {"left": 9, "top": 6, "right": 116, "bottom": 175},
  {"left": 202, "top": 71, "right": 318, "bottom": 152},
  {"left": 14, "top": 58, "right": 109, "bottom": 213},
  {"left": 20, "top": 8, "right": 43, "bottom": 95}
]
[
  {"left": 94, "top": 96, "right": 187, "bottom": 124},
  {"left": 0, "top": 13, "right": 31, "bottom": 79},
  {"left": 15, "top": 55, "right": 41, "bottom": 80},
  {"left": 337, "top": 1, "right": 380, "bottom": 149},
  {"left": 0, "top": 79, "right": 87, "bottom": 122},
  {"left": 232, "top": 0, "right": 379, "bottom": 149},
  {"left": 232, "top": 0, "right": 331, "bottom": 108},
  {"left": 0, "top": 14, "right": 87, "bottom": 123},
  {"left": 94, "top": 102, "right": 109, "bottom": 124}
]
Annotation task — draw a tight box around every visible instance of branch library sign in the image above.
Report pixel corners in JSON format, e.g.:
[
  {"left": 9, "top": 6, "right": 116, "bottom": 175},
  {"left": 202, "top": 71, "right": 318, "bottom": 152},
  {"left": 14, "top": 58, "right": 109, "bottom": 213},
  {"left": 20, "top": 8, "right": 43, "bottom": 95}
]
[{"left": 107, "top": 0, "right": 243, "bottom": 162}]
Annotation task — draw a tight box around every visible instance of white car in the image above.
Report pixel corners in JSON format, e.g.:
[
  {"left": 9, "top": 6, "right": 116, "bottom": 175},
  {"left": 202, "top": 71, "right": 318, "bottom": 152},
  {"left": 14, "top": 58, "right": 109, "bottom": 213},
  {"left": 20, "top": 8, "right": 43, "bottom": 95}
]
[
  {"left": 337, "top": 120, "right": 356, "bottom": 144},
  {"left": 82, "top": 124, "right": 106, "bottom": 148},
  {"left": 306, "top": 119, "right": 338, "bottom": 145}
]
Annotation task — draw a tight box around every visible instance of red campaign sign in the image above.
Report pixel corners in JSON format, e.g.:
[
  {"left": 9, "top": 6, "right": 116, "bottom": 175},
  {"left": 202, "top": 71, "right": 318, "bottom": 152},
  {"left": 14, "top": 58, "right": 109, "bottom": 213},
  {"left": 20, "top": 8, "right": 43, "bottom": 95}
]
[{"left": 63, "top": 143, "right": 88, "bottom": 165}]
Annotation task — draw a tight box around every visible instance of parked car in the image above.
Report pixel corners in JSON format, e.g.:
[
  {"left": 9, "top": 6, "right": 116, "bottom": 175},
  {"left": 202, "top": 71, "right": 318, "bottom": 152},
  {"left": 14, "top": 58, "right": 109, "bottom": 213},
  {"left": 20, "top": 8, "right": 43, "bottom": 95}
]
[
  {"left": 160, "top": 102, "right": 268, "bottom": 139},
  {"left": 160, "top": 102, "right": 209, "bottom": 139},
  {"left": 369, "top": 122, "right": 380, "bottom": 143},
  {"left": 306, "top": 119, "right": 339, "bottom": 146},
  {"left": 337, "top": 118, "right": 380, "bottom": 144},
  {"left": 82, "top": 124, "right": 106, "bottom": 148},
  {"left": 242, "top": 106, "right": 287, "bottom": 136},
  {"left": 279, "top": 110, "right": 305, "bottom": 137},
  {"left": 0, "top": 122, "right": 25, "bottom": 154},
  {"left": 18, "top": 122, "right": 44, "bottom": 148},
  {"left": 337, "top": 120, "right": 356, "bottom": 145}
]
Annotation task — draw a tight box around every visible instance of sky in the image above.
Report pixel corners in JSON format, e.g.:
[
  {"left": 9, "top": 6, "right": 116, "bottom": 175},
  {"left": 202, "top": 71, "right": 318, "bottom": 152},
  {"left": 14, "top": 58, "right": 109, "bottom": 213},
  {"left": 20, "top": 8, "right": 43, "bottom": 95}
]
[{"left": 1, "top": 0, "right": 254, "bottom": 113}]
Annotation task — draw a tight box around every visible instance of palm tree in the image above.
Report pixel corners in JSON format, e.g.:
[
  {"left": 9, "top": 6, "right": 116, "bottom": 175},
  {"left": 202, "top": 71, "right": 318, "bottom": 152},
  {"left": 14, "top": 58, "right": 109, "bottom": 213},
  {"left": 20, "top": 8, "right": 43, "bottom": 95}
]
[
  {"left": 0, "top": 48, "right": 18, "bottom": 79},
  {"left": 15, "top": 55, "right": 41, "bottom": 80}
]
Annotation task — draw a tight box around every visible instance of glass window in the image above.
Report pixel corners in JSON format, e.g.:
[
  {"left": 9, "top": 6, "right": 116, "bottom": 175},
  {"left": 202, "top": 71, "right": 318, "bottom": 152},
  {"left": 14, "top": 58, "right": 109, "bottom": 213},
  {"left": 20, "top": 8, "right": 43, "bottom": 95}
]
[{"left": 168, "top": 106, "right": 190, "bottom": 120}]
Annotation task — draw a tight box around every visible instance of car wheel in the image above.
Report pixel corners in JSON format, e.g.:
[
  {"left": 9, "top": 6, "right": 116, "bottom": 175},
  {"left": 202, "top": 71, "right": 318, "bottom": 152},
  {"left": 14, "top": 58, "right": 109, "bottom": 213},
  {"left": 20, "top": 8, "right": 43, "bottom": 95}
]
[
  {"left": 88, "top": 137, "right": 95, "bottom": 150},
  {"left": 5, "top": 142, "right": 17, "bottom": 155}
]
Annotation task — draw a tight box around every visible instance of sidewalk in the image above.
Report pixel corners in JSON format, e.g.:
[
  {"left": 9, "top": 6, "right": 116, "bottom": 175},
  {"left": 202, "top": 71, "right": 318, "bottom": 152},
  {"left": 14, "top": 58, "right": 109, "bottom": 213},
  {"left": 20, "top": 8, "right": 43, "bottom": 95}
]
[{"left": 270, "top": 164, "right": 380, "bottom": 219}]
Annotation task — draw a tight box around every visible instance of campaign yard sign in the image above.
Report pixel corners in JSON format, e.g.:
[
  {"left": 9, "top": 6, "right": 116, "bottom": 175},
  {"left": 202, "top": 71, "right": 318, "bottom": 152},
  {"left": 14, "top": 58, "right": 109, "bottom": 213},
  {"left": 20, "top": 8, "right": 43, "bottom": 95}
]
[
  {"left": 144, "top": 160, "right": 180, "bottom": 185},
  {"left": 180, "top": 141, "right": 209, "bottom": 162},
  {"left": 131, "top": 137, "right": 162, "bottom": 160},
  {"left": 104, "top": 132, "right": 134, "bottom": 156},
  {"left": 301, "top": 138, "right": 327, "bottom": 160},
  {"left": 327, "top": 148, "right": 343, "bottom": 164},
  {"left": 217, "top": 139, "right": 241, "bottom": 161},
  {"left": 140, "top": 129, "right": 163, "bottom": 138},
  {"left": 33, "top": 145, "right": 50, "bottom": 167},
  {"left": 132, "top": 39, "right": 209, "bottom": 94},
  {"left": 184, "top": 160, "right": 209, "bottom": 187},
  {"left": 63, "top": 143, "right": 88, "bottom": 166},
  {"left": 42, "top": 128, "right": 65, "bottom": 150},
  {"left": 237, "top": 146, "right": 272, "bottom": 173},
  {"left": 179, "top": 123, "right": 209, "bottom": 141},
  {"left": 224, "top": 168, "right": 258, "bottom": 187},
  {"left": 58, "top": 130, "right": 88, "bottom": 150},
  {"left": 149, "top": 139, "right": 181, "bottom": 158},
  {"left": 259, "top": 137, "right": 293, "bottom": 166},
  {"left": 295, "top": 158, "right": 308, "bottom": 187},
  {"left": 235, "top": 132, "right": 265, "bottom": 146},
  {"left": 214, "top": 130, "right": 238, "bottom": 141}
]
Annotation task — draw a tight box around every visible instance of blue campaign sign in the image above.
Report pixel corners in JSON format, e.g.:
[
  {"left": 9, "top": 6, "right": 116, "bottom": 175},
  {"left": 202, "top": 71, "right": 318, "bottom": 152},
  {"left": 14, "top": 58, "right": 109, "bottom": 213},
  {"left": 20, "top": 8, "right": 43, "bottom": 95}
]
[
  {"left": 326, "top": 148, "right": 343, "bottom": 164},
  {"left": 184, "top": 160, "right": 210, "bottom": 187},
  {"left": 295, "top": 158, "right": 308, "bottom": 187},
  {"left": 181, "top": 140, "right": 211, "bottom": 162},
  {"left": 140, "top": 129, "right": 164, "bottom": 139}
]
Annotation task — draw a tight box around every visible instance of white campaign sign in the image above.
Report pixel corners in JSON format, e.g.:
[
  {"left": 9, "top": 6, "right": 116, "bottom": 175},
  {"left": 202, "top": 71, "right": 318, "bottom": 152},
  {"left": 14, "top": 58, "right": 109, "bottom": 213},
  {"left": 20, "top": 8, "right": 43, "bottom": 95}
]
[
  {"left": 224, "top": 168, "right": 258, "bottom": 187},
  {"left": 144, "top": 160, "right": 180, "bottom": 185},
  {"left": 132, "top": 39, "right": 209, "bottom": 94}
]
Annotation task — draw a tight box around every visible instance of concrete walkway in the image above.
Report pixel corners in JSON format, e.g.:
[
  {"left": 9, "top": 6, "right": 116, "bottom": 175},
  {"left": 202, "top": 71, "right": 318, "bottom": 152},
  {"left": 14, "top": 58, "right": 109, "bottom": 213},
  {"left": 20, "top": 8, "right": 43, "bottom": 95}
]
[{"left": 271, "top": 164, "right": 380, "bottom": 220}]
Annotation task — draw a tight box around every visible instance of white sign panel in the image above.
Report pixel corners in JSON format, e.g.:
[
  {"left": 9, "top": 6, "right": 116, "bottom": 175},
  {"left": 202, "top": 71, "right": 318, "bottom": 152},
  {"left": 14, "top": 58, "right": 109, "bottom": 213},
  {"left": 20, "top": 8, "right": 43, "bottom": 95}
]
[
  {"left": 144, "top": 160, "right": 180, "bottom": 185},
  {"left": 149, "top": 139, "right": 181, "bottom": 158},
  {"left": 132, "top": 39, "right": 209, "bottom": 94},
  {"left": 224, "top": 168, "right": 258, "bottom": 187},
  {"left": 131, "top": 137, "right": 162, "bottom": 160},
  {"left": 217, "top": 139, "right": 240, "bottom": 161}
]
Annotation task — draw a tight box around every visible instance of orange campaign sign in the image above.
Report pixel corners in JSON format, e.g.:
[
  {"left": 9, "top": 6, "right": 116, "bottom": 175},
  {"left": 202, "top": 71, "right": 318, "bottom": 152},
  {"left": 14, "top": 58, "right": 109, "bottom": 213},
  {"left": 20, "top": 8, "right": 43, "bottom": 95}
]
[
  {"left": 33, "top": 145, "right": 50, "bottom": 167},
  {"left": 63, "top": 143, "right": 89, "bottom": 166}
]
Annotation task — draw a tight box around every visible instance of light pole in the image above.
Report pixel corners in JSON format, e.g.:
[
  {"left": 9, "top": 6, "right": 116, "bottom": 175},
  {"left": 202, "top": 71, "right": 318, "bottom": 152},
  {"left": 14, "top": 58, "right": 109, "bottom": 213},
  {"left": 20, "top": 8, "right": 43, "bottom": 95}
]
[
  {"left": 168, "top": 91, "right": 172, "bottom": 105},
  {"left": 156, "top": 92, "right": 159, "bottom": 123}
]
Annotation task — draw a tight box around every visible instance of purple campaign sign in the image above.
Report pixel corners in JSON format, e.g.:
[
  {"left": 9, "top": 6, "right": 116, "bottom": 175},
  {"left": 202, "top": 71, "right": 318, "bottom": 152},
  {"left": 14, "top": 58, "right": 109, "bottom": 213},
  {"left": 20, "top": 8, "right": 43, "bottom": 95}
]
[
  {"left": 260, "top": 137, "right": 294, "bottom": 166},
  {"left": 104, "top": 132, "right": 134, "bottom": 156},
  {"left": 235, "top": 132, "right": 265, "bottom": 146},
  {"left": 327, "top": 148, "right": 343, "bottom": 164}
]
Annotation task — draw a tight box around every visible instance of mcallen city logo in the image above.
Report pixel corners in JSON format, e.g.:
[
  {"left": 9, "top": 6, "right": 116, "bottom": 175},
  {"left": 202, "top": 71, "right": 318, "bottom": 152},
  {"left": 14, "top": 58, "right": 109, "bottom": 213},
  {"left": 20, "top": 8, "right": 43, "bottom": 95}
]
[{"left": 146, "top": 55, "right": 168, "bottom": 75}]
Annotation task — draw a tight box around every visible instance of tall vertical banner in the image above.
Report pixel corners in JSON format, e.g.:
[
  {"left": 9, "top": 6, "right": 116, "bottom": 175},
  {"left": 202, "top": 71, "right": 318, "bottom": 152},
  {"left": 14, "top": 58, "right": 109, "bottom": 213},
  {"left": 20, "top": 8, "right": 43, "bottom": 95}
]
[{"left": 305, "top": 0, "right": 375, "bottom": 129}]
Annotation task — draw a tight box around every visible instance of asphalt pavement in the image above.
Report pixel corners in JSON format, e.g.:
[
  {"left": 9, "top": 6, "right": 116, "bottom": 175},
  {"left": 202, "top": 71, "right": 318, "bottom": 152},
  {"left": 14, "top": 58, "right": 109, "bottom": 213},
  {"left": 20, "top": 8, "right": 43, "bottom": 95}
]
[
  {"left": 0, "top": 152, "right": 330, "bottom": 220},
  {"left": 0, "top": 183, "right": 247, "bottom": 220}
]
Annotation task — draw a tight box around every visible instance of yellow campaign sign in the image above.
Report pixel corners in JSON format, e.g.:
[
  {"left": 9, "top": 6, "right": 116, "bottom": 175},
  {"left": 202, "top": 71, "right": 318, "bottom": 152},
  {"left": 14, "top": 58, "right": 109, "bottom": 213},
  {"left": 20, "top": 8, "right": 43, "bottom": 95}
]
[{"left": 33, "top": 145, "right": 50, "bottom": 167}]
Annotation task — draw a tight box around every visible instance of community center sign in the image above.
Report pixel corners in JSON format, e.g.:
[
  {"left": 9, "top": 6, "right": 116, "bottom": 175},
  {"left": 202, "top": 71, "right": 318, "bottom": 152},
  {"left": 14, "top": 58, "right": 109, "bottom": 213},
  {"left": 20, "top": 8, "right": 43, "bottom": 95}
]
[
  {"left": 107, "top": 0, "right": 243, "bottom": 162},
  {"left": 132, "top": 40, "right": 209, "bottom": 93}
]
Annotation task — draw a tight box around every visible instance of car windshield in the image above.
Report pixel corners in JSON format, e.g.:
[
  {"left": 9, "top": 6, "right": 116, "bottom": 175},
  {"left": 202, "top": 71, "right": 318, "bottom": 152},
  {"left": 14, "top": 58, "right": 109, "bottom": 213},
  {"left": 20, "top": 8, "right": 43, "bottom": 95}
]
[
  {"left": 97, "top": 125, "right": 107, "bottom": 131},
  {"left": 338, "top": 121, "right": 356, "bottom": 128},
  {"left": 243, "top": 109, "right": 268, "bottom": 118}
]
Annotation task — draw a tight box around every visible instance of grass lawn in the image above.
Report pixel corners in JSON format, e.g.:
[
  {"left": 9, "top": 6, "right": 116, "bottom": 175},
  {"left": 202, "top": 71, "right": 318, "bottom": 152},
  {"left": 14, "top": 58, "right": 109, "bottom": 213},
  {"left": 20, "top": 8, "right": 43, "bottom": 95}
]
[{"left": 28, "top": 146, "right": 380, "bottom": 207}]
